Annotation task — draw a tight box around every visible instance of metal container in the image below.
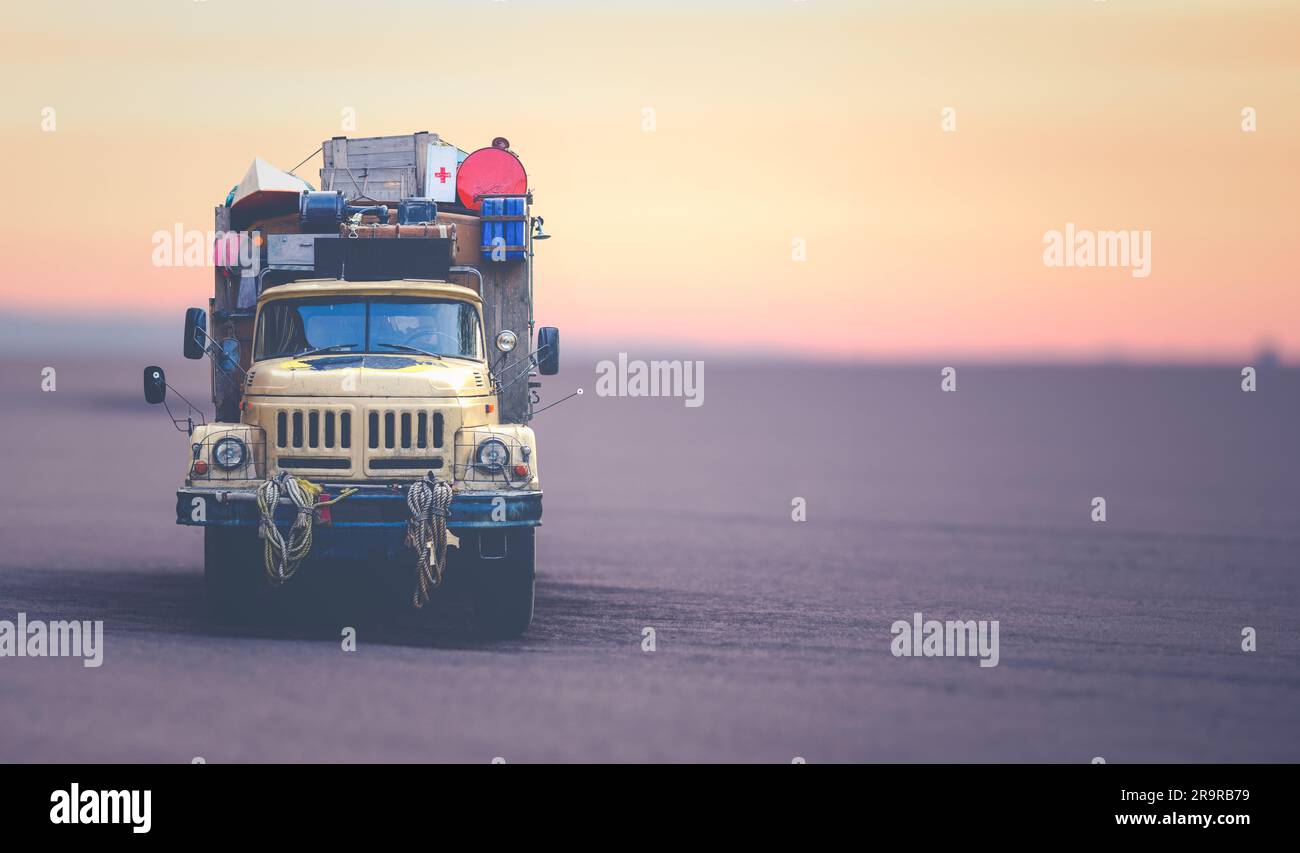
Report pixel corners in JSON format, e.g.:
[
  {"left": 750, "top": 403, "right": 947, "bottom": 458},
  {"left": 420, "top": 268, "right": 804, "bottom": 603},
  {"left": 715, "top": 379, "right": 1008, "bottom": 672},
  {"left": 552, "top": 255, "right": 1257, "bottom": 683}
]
[
  {"left": 398, "top": 197, "right": 438, "bottom": 225},
  {"left": 456, "top": 147, "right": 527, "bottom": 211},
  {"left": 299, "top": 190, "right": 346, "bottom": 233},
  {"left": 268, "top": 233, "right": 338, "bottom": 270}
]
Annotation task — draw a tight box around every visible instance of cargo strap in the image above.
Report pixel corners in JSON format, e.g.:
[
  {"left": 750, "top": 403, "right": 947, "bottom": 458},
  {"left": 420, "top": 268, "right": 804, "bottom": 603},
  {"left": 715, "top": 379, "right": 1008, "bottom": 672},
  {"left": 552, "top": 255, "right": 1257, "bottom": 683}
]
[
  {"left": 405, "top": 473, "right": 454, "bottom": 608},
  {"left": 256, "top": 472, "right": 357, "bottom": 586}
]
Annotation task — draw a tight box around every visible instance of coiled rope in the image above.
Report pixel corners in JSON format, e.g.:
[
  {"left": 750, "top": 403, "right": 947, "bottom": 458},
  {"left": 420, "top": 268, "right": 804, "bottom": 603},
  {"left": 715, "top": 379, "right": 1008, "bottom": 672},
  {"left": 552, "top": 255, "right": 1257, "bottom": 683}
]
[
  {"left": 256, "top": 472, "right": 357, "bottom": 586},
  {"left": 405, "top": 473, "right": 454, "bottom": 608}
]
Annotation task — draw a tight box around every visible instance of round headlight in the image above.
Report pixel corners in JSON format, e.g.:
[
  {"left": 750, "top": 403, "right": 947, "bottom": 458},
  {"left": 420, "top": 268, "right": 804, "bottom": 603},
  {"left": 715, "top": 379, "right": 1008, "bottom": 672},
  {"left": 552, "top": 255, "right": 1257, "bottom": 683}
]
[
  {"left": 213, "top": 437, "right": 247, "bottom": 470},
  {"left": 495, "top": 330, "right": 518, "bottom": 353},
  {"left": 475, "top": 438, "right": 510, "bottom": 472}
]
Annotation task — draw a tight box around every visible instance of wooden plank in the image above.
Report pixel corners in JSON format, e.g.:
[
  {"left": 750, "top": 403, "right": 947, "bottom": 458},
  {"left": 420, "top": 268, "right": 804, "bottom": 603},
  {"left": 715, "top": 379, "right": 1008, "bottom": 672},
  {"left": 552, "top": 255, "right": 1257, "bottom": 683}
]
[
  {"left": 211, "top": 207, "right": 234, "bottom": 319},
  {"left": 339, "top": 151, "right": 416, "bottom": 168},
  {"left": 212, "top": 206, "right": 238, "bottom": 420},
  {"left": 342, "top": 136, "right": 416, "bottom": 155},
  {"left": 440, "top": 215, "right": 529, "bottom": 420},
  {"left": 413, "top": 131, "right": 430, "bottom": 194},
  {"left": 321, "top": 166, "right": 414, "bottom": 203},
  {"left": 325, "top": 137, "right": 349, "bottom": 171},
  {"left": 480, "top": 259, "right": 531, "bottom": 423}
]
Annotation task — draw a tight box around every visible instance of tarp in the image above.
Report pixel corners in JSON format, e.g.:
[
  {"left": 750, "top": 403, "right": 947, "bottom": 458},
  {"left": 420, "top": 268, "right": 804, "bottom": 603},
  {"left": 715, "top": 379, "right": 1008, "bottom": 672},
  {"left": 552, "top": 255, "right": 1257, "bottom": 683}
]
[{"left": 228, "top": 157, "right": 313, "bottom": 226}]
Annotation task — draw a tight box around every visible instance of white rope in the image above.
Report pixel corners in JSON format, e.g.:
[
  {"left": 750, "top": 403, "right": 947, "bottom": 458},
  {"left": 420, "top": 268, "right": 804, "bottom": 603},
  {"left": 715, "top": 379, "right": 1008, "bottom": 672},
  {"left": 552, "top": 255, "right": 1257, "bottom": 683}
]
[
  {"left": 405, "top": 473, "right": 454, "bottom": 608},
  {"left": 256, "top": 472, "right": 356, "bottom": 586}
]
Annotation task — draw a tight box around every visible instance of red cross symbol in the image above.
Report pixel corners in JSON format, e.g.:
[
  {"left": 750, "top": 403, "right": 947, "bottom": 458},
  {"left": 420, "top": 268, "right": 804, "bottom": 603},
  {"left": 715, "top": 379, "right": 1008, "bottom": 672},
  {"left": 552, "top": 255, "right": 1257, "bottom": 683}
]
[{"left": 433, "top": 167, "right": 451, "bottom": 183}]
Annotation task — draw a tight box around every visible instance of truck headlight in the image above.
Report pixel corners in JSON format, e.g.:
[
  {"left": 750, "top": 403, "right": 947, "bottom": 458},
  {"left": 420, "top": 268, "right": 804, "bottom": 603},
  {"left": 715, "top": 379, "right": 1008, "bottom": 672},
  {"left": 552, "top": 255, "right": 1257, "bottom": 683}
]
[
  {"left": 213, "top": 437, "right": 247, "bottom": 470},
  {"left": 475, "top": 438, "right": 510, "bottom": 472}
]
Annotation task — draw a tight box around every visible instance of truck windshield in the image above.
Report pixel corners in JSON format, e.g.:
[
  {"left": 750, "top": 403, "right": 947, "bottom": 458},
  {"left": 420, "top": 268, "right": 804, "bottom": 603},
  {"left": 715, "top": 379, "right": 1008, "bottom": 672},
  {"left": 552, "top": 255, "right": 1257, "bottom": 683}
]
[{"left": 255, "top": 297, "right": 483, "bottom": 361}]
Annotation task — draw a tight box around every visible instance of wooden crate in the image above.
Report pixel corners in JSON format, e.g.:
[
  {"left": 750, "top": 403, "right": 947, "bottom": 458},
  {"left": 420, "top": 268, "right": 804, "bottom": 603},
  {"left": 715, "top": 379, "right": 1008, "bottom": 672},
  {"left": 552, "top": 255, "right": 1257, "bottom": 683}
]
[{"left": 321, "top": 132, "right": 437, "bottom": 204}]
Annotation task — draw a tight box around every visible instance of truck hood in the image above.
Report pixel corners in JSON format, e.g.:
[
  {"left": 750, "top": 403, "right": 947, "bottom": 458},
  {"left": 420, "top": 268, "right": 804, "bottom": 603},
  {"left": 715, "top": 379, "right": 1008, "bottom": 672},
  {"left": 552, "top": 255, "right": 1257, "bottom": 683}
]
[{"left": 247, "top": 353, "right": 491, "bottom": 397}]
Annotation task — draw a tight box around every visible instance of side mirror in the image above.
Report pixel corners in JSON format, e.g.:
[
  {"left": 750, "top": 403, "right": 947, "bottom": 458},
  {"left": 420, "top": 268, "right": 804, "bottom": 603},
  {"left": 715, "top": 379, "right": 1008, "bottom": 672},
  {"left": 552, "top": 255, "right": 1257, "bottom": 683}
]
[
  {"left": 218, "top": 338, "right": 241, "bottom": 372},
  {"left": 183, "top": 308, "right": 207, "bottom": 360},
  {"left": 537, "top": 327, "right": 560, "bottom": 375},
  {"left": 143, "top": 366, "right": 167, "bottom": 404}
]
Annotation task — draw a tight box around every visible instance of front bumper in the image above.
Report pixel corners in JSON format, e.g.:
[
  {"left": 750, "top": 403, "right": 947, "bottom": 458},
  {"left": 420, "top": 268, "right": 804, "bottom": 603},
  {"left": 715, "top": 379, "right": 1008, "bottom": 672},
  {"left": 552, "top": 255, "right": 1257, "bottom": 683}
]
[{"left": 176, "top": 485, "right": 542, "bottom": 530}]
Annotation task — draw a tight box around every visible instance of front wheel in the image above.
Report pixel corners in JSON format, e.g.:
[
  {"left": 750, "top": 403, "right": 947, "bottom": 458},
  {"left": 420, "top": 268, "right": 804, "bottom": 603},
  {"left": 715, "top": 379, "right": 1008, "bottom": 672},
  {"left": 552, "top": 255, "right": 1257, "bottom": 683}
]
[{"left": 468, "top": 528, "right": 536, "bottom": 638}]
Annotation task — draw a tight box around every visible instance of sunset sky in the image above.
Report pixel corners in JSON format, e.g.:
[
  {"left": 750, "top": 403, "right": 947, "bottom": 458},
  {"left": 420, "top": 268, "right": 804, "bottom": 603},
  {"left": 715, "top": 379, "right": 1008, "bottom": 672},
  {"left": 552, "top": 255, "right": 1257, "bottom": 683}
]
[{"left": 1, "top": 0, "right": 1296, "bottom": 362}]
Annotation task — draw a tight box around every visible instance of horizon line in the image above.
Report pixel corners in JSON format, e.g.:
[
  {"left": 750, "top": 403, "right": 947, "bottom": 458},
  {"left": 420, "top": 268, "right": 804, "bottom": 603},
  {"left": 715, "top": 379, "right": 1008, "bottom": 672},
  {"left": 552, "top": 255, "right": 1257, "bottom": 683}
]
[{"left": 0, "top": 307, "right": 1292, "bottom": 368}]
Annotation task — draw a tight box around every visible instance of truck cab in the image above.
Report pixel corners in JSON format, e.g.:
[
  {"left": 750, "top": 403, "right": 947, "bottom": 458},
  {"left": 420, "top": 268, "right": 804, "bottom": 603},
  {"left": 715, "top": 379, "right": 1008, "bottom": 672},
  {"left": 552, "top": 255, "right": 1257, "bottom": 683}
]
[
  {"left": 194, "top": 279, "right": 540, "bottom": 489},
  {"left": 156, "top": 277, "right": 553, "bottom": 636}
]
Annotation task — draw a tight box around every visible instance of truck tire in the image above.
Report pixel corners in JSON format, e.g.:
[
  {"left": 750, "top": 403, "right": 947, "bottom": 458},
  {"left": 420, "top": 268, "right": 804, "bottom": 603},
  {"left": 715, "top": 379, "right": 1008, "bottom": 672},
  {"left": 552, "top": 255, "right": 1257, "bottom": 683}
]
[
  {"left": 204, "top": 527, "right": 267, "bottom": 623},
  {"left": 469, "top": 528, "right": 536, "bottom": 638}
]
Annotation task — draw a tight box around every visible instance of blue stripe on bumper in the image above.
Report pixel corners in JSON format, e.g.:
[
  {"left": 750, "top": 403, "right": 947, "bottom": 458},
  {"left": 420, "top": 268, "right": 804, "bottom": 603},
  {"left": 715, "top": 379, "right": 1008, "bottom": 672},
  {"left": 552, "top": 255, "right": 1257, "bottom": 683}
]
[{"left": 176, "top": 488, "right": 542, "bottom": 530}]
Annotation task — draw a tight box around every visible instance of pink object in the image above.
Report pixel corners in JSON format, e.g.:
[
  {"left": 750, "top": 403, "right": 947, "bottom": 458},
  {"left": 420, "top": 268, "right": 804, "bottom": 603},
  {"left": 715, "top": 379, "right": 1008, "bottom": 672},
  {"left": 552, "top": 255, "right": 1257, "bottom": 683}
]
[
  {"left": 213, "top": 231, "right": 243, "bottom": 267},
  {"left": 456, "top": 147, "right": 527, "bottom": 211}
]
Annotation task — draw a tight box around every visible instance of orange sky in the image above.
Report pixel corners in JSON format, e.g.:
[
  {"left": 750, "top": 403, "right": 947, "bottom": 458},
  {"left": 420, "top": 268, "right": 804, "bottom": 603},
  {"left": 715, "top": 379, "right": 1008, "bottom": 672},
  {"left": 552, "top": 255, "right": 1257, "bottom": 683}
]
[{"left": 1, "top": 0, "right": 1296, "bottom": 361}]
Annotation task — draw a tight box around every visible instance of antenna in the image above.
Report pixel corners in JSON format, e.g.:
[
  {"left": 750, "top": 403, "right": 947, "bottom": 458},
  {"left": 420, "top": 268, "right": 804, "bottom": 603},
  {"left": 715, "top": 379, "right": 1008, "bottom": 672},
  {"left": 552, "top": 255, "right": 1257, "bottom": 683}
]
[{"left": 530, "top": 388, "right": 582, "bottom": 417}]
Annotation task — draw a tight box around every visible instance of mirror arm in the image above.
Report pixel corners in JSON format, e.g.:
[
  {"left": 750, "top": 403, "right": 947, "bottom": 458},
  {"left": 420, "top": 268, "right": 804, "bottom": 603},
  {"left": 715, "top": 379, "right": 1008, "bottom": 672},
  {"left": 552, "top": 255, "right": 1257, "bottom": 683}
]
[
  {"left": 489, "top": 349, "right": 514, "bottom": 386},
  {"left": 160, "top": 384, "right": 207, "bottom": 435},
  {"left": 191, "top": 324, "right": 249, "bottom": 383},
  {"left": 493, "top": 344, "right": 551, "bottom": 394}
]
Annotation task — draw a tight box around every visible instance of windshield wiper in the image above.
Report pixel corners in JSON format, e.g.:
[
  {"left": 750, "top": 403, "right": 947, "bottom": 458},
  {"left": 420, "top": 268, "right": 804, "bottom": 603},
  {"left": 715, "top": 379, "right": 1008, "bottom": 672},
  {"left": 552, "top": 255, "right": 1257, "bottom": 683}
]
[
  {"left": 295, "top": 343, "right": 358, "bottom": 358},
  {"left": 375, "top": 342, "right": 444, "bottom": 360}
]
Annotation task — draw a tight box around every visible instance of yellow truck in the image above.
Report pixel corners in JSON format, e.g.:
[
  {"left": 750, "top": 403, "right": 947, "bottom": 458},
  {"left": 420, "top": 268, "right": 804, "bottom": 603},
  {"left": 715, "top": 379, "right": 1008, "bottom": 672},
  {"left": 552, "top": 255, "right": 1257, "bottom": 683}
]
[{"left": 142, "top": 133, "right": 557, "bottom": 637}]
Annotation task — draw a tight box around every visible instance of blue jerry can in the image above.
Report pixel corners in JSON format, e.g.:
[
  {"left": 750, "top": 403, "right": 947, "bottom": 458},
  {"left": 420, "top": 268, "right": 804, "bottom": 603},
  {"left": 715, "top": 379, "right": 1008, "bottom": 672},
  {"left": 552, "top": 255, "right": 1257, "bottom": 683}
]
[
  {"left": 480, "top": 196, "right": 527, "bottom": 262},
  {"left": 505, "top": 196, "right": 525, "bottom": 261}
]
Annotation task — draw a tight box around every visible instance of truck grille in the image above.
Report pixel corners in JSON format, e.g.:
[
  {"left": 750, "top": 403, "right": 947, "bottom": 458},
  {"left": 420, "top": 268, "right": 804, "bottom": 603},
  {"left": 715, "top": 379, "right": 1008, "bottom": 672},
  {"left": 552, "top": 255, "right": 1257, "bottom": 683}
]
[
  {"left": 262, "top": 404, "right": 454, "bottom": 478},
  {"left": 363, "top": 407, "right": 448, "bottom": 475},
  {"left": 367, "top": 410, "right": 444, "bottom": 451},
  {"left": 275, "top": 409, "right": 352, "bottom": 450}
]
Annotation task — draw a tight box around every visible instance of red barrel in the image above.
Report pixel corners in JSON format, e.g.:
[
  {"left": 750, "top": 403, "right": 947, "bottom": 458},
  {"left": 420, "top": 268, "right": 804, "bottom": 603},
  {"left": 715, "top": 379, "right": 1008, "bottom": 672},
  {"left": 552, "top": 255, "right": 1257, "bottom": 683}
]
[{"left": 456, "top": 147, "right": 527, "bottom": 211}]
